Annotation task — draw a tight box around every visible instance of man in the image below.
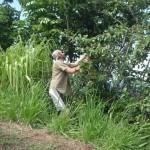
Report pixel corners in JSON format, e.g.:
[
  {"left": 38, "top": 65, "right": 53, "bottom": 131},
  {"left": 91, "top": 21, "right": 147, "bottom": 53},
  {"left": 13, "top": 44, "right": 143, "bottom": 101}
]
[{"left": 49, "top": 49, "right": 86, "bottom": 114}]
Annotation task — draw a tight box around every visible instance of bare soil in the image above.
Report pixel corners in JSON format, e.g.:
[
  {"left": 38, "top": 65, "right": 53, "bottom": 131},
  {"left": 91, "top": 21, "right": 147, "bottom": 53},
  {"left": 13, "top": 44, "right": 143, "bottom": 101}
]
[{"left": 0, "top": 121, "right": 95, "bottom": 150}]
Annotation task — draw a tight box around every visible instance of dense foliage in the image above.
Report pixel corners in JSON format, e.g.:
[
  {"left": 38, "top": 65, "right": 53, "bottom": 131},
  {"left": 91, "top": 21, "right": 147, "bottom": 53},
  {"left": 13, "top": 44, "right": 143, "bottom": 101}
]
[
  {"left": 0, "top": 0, "right": 150, "bottom": 149},
  {"left": 0, "top": 2, "right": 20, "bottom": 50}
]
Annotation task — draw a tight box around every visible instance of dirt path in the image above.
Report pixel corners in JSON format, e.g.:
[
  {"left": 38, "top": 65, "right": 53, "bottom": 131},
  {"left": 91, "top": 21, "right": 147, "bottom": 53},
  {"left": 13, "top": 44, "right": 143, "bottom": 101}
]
[{"left": 0, "top": 121, "right": 95, "bottom": 150}]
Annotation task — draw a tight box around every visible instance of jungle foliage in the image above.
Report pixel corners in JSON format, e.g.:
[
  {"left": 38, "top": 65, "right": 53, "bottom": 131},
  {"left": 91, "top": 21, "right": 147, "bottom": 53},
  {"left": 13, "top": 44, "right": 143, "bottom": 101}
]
[{"left": 0, "top": 0, "right": 150, "bottom": 149}]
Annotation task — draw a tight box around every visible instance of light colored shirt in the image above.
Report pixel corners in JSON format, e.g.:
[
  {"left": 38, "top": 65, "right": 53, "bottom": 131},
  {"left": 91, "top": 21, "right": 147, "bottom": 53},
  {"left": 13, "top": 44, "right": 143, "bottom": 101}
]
[{"left": 50, "top": 60, "right": 72, "bottom": 95}]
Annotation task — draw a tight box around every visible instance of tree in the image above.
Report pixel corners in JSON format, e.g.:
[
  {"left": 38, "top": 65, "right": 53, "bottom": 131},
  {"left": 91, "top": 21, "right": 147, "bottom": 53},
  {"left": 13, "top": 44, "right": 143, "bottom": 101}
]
[
  {"left": 59, "top": 0, "right": 149, "bottom": 99},
  {"left": 0, "top": 3, "right": 20, "bottom": 50},
  {"left": 2, "top": 0, "right": 149, "bottom": 98}
]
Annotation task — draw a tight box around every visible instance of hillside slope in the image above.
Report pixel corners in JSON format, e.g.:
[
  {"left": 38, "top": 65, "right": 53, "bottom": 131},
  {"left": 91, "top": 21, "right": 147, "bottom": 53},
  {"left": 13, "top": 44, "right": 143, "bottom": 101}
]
[{"left": 0, "top": 121, "right": 94, "bottom": 150}]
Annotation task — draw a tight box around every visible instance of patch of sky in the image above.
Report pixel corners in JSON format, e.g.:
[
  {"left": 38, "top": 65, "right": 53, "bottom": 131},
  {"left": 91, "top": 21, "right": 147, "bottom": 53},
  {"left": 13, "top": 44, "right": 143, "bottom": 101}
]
[
  {"left": 0, "top": 0, "right": 26, "bottom": 20},
  {"left": 0, "top": 0, "right": 20, "bottom": 10}
]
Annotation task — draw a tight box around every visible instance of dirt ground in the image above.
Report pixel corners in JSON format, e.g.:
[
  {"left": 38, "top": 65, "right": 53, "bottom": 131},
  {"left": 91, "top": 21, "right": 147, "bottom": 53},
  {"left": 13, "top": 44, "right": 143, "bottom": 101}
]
[{"left": 0, "top": 121, "right": 95, "bottom": 150}]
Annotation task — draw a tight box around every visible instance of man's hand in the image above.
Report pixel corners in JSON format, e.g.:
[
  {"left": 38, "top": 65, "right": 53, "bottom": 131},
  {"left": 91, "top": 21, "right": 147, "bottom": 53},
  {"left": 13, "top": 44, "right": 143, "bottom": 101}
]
[
  {"left": 75, "top": 66, "right": 80, "bottom": 71},
  {"left": 65, "top": 66, "right": 80, "bottom": 74},
  {"left": 69, "top": 53, "right": 89, "bottom": 67}
]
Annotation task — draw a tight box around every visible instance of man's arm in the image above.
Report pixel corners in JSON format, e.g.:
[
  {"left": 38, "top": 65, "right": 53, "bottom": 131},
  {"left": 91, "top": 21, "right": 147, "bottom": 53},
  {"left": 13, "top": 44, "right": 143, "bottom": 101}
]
[{"left": 65, "top": 66, "right": 80, "bottom": 74}]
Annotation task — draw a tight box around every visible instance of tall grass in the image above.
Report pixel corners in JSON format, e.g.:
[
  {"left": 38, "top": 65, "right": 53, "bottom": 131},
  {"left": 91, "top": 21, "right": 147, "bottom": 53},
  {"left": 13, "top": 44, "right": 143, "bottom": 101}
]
[
  {"left": 47, "top": 96, "right": 140, "bottom": 150},
  {"left": 0, "top": 39, "right": 54, "bottom": 94},
  {"left": 0, "top": 39, "right": 56, "bottom": 125},
  {"left": 0, "top": 82, "right": 50, "bottom": 126}
]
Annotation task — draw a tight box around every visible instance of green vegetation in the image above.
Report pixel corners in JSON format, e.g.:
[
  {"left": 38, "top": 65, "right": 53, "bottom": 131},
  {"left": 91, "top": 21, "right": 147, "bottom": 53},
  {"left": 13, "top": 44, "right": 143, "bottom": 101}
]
[
  {"left": 0, "top": 0, "right": 149, "bottom": 150},
  {"left": 50, "top": 99, "right": 140, "bottom": 150},
  {"left": 0, "top": 42, "right": 149, "bottom": 149}
]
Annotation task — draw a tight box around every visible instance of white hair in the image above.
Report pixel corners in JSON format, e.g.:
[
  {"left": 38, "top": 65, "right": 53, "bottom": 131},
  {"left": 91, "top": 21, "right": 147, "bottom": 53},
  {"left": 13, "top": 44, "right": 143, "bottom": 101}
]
[{"left": 52, "top": 50, "right": 61, "bottom": 60}]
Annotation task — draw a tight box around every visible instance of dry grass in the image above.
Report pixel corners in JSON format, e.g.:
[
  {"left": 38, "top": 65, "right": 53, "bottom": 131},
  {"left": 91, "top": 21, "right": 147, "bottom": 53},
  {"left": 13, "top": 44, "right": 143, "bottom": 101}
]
[{"left": 0, "top": 121, "right": 94, "bottom": 150}]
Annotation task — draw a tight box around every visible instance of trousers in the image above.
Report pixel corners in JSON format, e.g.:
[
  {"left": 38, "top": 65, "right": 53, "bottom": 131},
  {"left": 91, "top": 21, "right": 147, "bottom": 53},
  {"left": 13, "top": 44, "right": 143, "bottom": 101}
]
[{"left": 49, "top": 88, "right": 66, "bottom": 111}]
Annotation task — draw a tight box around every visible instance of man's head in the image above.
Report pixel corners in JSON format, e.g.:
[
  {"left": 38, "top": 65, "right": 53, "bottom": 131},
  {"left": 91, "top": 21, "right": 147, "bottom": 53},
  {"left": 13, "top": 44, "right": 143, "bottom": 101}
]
[{"left": 52, "top": 50, "right": 65, "bottom": 60}]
